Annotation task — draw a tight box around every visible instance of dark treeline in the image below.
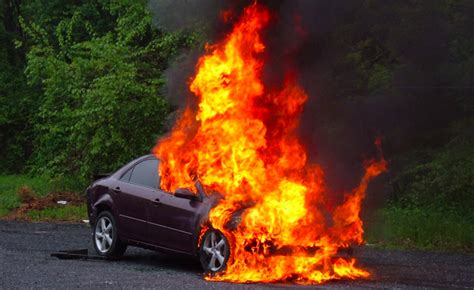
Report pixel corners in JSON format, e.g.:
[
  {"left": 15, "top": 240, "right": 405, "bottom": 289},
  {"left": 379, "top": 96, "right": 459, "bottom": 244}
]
[
  {"left": 1, "top": 0, "right": 473, "bottom": 248},
  {"left": 272, "top": 0, "right": 473, "bottom": 249},
  {"left": 260, "top": 0, "right": 473, "bottom": 249},
  {"left": 280, "top": 0, "right": 474, "bottom": 210}
]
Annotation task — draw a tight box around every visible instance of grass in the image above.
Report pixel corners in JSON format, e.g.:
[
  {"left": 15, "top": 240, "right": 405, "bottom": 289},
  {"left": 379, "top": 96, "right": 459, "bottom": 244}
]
[
  {"left": 0, "top": 175, "right": 86, "bottom": 222},
  {"left": 27, "top": 205, "right": 87, "bottom": 222},
  {"left": 364, "top": 119, "right": 474, "bottom": 253},
  {"left": 365, "top": 205, "right": 474, "bottom": 252},
  {"left": 0, "top": 175, "right": 50, "bottom": 216}
]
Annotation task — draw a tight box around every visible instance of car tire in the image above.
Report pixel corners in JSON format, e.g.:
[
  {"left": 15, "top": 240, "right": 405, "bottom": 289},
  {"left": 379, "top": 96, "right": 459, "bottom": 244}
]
[
  {"left": 199, "top": 229, "right": 230, "bottom": 274},
  {"left": 92, "top": 211, "right": 127, "bottom": 259}
]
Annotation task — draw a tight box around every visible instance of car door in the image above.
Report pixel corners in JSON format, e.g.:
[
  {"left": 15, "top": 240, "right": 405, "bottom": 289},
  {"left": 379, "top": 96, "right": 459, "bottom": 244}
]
[
  {"left": 115, "top": 158, "right": 160, "bottom": 243},
  {"left": 147, "top": 183, "right": 203, "bottom": 253}
]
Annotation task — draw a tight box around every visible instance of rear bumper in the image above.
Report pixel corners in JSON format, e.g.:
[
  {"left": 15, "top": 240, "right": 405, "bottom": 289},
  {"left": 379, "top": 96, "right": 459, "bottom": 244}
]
[{"left": 85, "top": 187, "right": 96, "bottom": 226}]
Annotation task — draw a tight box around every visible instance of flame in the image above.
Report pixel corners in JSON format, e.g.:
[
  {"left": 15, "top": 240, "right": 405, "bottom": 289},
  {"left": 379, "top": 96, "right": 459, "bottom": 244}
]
[{"left": 153, "top": 4, "right": 387, "bottom": 284}]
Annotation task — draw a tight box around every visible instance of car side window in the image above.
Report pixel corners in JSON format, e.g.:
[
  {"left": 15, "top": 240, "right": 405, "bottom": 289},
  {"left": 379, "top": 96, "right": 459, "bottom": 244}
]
[
  {"left": 120, "top": 168, "right": 133, "bottom": 182},
  {"left": 129, "top": 159, "right": 160, "bottom": 189}
]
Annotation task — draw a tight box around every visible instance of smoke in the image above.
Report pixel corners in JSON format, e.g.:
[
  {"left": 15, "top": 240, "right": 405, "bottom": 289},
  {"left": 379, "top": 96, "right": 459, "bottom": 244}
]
[
  {"left": 147, "top": 0, "right": 472, "bottom": 213},
  {"left": 147, "top": 0, "right": 381, "bottom": 194},
  {"left": 148, "top": 0, "right": 226, "bottom": 33},
  {"left": 161, "top": 49, "right": 200, "bottom": 109}
]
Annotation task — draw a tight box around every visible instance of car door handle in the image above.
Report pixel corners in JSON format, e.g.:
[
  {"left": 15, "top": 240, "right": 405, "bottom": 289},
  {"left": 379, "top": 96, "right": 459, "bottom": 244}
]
[
  {"left": 112, "top": 187, "right": 121, "bottom": 193},
  {"left": 152, "top": 198, "right": 161, "bottom": 205}
]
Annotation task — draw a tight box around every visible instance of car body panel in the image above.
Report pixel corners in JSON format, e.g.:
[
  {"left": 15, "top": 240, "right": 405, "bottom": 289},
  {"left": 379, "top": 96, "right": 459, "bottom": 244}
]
[
  {"left": 86, "top": 155, "right": 216, "bottom": 257},
  {"left": 148, "top": 189, "right": 202, "bottom": 253},
  {"left": 113, "top": 180, "right": 151, "bottom": 243}
]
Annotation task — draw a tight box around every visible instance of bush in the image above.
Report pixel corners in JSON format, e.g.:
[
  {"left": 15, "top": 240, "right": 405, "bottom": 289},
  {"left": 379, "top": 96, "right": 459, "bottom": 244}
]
[
  {"left": 366, "top": 205, "right": 474, "bottom": 252},
  {"left": 390, "top": 117, "right": 474, "bottom": 211},
  {"left": 367, "top": 117, "right": 474, "bottom": 252},
  {"left": 21, "top": 1, "right": 195, "bottom": 179}
]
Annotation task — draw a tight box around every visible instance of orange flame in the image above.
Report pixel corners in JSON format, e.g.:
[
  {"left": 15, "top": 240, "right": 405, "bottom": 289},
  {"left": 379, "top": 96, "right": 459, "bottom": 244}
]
[{"left": 153, "top": 4, "right": 387, "bottom": 284}]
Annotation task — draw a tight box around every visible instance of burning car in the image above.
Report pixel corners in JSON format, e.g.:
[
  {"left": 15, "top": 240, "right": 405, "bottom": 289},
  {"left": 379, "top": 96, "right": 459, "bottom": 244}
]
[
  {"left": 89, "top": 3, "right": 387, "bottom": 284},
  {"left": 148, "top": 4, "right": 387, "bottom": 284},
  {"left": 87, "top": 154, "right": 231, "bottom": 273},
  {"left": 86, "top": 153, "right": 370, "bottom": 276}
]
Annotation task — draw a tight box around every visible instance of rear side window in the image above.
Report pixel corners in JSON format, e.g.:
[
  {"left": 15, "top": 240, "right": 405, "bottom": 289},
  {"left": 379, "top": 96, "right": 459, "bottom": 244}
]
[
  {"left": 120, "top": 168, "right": 133, "bottom": 182},
  {"left": 129, "top": 159, "right": 159, "bottom": 189}
]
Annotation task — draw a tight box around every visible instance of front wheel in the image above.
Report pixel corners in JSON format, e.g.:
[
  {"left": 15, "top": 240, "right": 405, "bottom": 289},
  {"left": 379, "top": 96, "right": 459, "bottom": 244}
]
[
  {"left": 199, "top": 229, "right": 230, "bottom": 274},
  {"left": 92, "top": 211, "right": 127, "bottom": 259}
]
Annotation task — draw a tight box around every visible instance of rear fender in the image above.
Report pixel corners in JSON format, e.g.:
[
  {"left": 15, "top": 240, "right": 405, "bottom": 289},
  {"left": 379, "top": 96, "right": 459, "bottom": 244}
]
[{"left": 90, "top": 193, "right": 115, "bottom": 225}]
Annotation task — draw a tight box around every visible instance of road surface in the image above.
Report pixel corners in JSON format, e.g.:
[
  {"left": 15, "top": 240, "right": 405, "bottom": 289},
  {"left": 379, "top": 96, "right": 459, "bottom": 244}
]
[{"left": 0, "top": 221, "right": 472, "bottom": 289}]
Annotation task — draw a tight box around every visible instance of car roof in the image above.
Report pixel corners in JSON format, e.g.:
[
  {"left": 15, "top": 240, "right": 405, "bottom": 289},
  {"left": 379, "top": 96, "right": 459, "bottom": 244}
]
[
  {"left": 141, "top": 154, "right": 157, "bottom": 160},
  {"left": 112, "top": 154, "right": 158, "bottom": 178}
]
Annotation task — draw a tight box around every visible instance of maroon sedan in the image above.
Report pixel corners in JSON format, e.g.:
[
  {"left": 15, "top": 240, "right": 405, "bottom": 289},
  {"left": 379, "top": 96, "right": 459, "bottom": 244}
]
[{"left": 86, "top": 155, "right": 230, "bottom": 273}]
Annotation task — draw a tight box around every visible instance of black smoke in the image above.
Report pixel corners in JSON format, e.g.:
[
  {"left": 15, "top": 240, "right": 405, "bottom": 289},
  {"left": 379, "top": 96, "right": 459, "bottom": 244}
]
[{"left": 148, "top": 0, "right": 474, "bottom": 212}]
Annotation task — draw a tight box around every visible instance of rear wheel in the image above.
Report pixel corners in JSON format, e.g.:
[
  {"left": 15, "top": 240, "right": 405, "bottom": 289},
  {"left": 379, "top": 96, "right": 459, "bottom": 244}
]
[
  {"left": 92, "top": 211, "right": 127, "bottom": 259},
  {"left": 199, "top": 229, "right": 230, "bottom": 274}
]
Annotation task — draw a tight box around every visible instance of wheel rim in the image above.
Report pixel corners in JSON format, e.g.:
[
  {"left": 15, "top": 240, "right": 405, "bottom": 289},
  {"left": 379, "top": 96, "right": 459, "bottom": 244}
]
[
  {"left": 202, "top": 231, "right": 228, "bottom": 272},
  {"left": 95, "top": 216, "right": 113, "bottom": 253}
]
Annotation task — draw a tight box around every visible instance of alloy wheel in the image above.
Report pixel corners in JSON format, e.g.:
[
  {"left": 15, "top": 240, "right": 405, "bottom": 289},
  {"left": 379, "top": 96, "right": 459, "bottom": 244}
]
[
  {"left": 201, "top": 231, "right": 229, "bottom": 272},
  {"left": 94, "top": 216, "right": 113, "bottom": 253}
]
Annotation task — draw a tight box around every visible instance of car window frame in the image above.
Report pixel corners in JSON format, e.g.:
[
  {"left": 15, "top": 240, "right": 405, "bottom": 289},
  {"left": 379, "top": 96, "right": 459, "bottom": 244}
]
[
  {"left": 122, "top": 158, "right": 161, "bottom": 190},
  {"left": 119, "top": 166, "right": 134, "bottom": 183}
]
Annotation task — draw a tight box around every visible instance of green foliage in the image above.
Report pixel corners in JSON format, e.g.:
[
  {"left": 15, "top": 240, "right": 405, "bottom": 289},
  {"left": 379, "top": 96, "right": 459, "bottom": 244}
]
[
  {"left": 366, "top": 205, "right": 474, "bottom": 252},
  {"left": 18, "top": 0, "right": 193, "bottom": 178},
  {"left": 0, "top": 0, "right": 38, "bottom": 173},
  {"left": 48, "top": 176, "right": 86, "bottom": 193},
  {"left": 0, "top": 175, "right": 86, "bottom": 221},
  {"left": 391, "top": 117, "right": 474, "bottom": 211},
  {"left": 331, "top": 0, "right": 474, "bottom": 96},
  {"left": 367, "top": 117, "right": 474, "bottom": 252},
  {"left": 0, "top": 175, "right": 50, "bottom": 216},
  {"left": 0, "top": 189, "right": 20, "bottom": 217},
  {"left": 336, "top": 0, "right": 474, "bottom": 252}
]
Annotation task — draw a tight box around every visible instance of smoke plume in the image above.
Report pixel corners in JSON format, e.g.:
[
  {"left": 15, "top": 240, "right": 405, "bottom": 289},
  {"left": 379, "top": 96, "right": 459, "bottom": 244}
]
[{"left": 148, "top": 0, "right": 473, "bottom": 214}]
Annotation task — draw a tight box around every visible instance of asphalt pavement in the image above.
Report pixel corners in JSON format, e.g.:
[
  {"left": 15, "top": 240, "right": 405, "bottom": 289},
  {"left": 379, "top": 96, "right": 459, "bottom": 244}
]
[{"left": 0, "top": 221, "right": 472, "bottom": 289}]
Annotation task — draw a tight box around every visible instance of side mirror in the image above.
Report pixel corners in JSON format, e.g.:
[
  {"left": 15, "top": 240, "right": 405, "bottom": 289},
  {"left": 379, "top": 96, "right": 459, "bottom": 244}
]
[{"left": 175, "top": 188, "right": 200, "bottom": 201}]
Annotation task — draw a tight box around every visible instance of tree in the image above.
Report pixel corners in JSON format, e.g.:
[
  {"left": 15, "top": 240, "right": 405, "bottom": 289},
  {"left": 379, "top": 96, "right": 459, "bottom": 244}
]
[
  {"left": 21, "top": 0, "right": 194, "bottom": 178},
  {"left": 0, "top": 0, "right": 37, "bottom": 173}
]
